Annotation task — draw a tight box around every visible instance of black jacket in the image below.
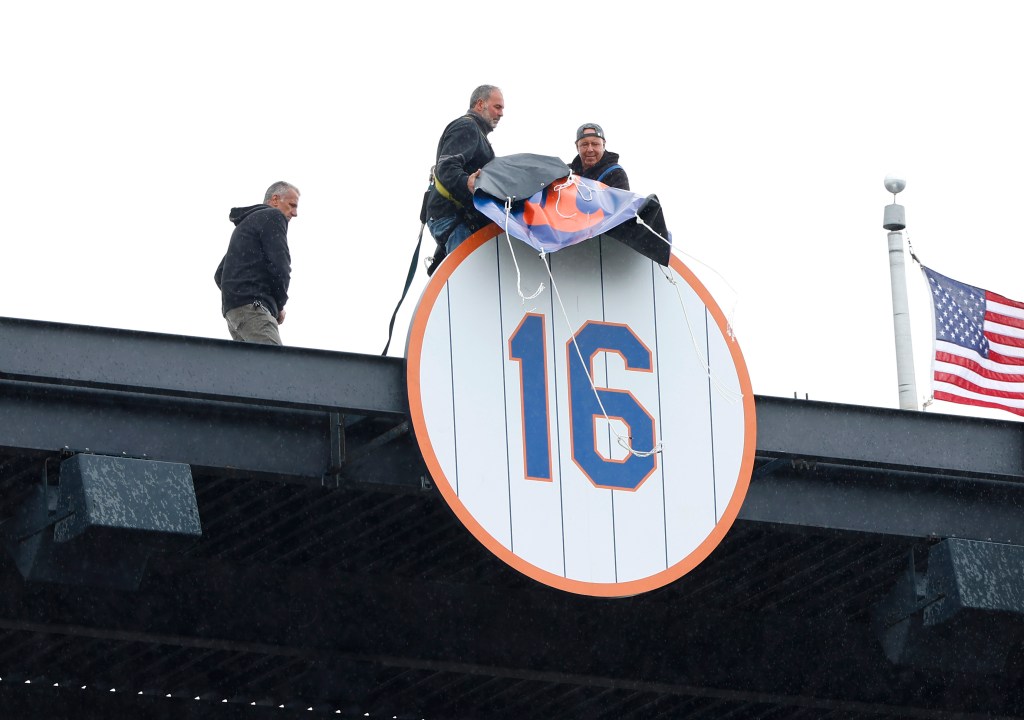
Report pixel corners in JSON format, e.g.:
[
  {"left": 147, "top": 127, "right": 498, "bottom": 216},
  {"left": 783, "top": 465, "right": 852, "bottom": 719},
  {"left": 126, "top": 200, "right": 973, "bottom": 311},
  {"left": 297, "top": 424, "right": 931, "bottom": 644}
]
[
  {"left": 569, "top": 150, "right": 630, "bottom": 190},
  {"left": 425, "top": 111, "right": 495, "bottom": 224},
  {"left": 214, "top": 204, "right": 291, "bottom": 318}
]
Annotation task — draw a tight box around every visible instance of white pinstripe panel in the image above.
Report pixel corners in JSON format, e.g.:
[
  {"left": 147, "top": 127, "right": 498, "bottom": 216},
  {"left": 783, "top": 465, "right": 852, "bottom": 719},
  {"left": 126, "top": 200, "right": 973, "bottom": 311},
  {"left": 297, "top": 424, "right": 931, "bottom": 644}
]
[
  {"left": 415, "top": 235, "right": 749, "bottom": 587},
  {"left": 543, "top": 240, "right": 618, "bottom": 583},
  {"left": 653, "top": 272, "right": 721, "bottom": 563},
  {"left": 496, "top": 236, "right": 567, "bottom": 576},
  {"left": 597, "top": 237, "right": 669, "bottom": 583},
  {"left": 446, "top": 241, "right": 512, "bottom": 549}
]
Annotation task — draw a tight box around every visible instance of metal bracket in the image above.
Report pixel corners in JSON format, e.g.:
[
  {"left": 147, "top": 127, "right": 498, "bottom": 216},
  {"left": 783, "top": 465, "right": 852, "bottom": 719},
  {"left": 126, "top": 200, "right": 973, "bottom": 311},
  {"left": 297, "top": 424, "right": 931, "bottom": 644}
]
[
  {"left": 879, "top": 548, "right": 945, "bottom": 629},
  {"left": 326, "top": 413, "right": 346, "bottom": 486}
]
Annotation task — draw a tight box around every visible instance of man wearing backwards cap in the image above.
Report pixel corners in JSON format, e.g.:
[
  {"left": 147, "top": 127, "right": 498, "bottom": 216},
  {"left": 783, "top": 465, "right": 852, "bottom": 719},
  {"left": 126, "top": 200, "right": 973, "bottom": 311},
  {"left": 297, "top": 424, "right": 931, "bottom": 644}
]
[{"left": 569, "top": 123, "right": 630, "bottom": 191}]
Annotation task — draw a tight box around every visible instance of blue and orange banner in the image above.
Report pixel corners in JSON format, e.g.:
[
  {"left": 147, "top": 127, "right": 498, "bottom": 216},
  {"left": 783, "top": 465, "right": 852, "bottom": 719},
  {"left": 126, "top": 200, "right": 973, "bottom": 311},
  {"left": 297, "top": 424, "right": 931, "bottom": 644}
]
[{"left": 474, "top": 176, "right": 649, "bottom": 254}]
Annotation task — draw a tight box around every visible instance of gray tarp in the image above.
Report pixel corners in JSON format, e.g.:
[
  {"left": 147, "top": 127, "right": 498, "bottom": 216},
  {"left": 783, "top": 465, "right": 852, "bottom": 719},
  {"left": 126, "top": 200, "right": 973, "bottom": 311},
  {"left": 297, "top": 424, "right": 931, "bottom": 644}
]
[{"left": 475, "top": 153, "right": 571, "bottom": 202}]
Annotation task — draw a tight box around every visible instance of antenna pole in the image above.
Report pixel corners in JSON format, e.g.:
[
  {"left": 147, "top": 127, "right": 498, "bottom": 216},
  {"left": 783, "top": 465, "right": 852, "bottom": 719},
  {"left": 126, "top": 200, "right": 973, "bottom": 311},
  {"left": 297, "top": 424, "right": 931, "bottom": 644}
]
[{"left": 882, "top": 176, "right": 918, "bottom": 410}]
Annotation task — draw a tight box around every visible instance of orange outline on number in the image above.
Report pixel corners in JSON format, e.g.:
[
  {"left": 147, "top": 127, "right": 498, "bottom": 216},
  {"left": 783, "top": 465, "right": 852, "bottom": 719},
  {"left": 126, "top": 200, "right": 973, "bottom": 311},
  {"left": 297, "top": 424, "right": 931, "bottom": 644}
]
[{"left": 508, "top": 312, "right": 554, "bottom": 483}]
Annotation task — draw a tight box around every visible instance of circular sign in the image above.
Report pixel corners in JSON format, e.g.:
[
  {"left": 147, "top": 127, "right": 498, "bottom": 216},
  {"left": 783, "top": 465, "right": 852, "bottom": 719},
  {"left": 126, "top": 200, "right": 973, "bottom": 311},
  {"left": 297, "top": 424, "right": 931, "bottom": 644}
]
[{"left": 407, "top": 227, "right": 756, "bottom": 597}]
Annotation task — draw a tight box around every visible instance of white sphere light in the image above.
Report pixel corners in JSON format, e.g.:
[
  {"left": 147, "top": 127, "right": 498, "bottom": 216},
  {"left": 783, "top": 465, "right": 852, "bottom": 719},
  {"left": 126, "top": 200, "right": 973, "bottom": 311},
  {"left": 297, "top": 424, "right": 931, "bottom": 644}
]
[{"left": 884, "top": 175, "right": 906, "bottom": 194}]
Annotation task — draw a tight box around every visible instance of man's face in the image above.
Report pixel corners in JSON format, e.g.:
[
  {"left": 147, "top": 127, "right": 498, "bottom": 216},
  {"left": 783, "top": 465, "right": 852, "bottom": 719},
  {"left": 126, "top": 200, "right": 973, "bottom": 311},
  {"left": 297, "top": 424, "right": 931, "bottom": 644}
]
[
  {"left": 475, "top": 90, "right": 505, "bottom": 129},
  {"left": 576, "top": 135, "right": 605, "bottom": 171},
  {"left": 269, "top": 189, "right": 300, "bottom": 221}
]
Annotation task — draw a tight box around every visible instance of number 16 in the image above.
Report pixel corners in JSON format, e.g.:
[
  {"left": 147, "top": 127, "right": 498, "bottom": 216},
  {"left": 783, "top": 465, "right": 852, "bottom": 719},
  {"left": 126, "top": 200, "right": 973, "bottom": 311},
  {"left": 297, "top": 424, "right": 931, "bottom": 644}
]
[{"left": 509, "top": 315, "right": 657, "bottom": 491}]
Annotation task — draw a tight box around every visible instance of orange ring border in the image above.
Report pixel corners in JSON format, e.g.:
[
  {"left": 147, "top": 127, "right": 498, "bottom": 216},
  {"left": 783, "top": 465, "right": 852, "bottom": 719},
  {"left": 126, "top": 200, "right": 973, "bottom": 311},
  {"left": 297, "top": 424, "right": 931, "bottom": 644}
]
[{"left": 406, "top": 226, "right": 757, "bottom": 597}]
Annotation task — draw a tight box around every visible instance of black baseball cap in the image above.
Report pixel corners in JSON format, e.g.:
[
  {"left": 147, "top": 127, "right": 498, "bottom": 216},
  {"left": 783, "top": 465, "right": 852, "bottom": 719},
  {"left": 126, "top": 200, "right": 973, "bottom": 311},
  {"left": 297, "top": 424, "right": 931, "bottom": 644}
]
[{"left": 576, "top": 123, "right": 605, "bottom": 142}]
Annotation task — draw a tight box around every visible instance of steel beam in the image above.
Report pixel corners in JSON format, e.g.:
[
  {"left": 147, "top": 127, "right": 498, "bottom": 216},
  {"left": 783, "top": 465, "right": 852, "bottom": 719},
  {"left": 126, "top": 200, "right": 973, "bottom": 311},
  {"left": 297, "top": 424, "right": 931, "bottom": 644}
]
[
  {"left": 5, "top": 316, "right": 1024, "bottom": 479},
  {"left": 754, "top": 395, "right": 1024, "bottom": 481},
  {"left": 4, "top": 316, "right": 1024, "bottom": 527},
  {"left": 0, "top": 316, "right": 407, "bottom": 417},
  {"left": 0, "top": 380, "right": 336, "bottom": 480},
  {"left": 740, "top": 462, "right": 1024, "bottom": 544}
]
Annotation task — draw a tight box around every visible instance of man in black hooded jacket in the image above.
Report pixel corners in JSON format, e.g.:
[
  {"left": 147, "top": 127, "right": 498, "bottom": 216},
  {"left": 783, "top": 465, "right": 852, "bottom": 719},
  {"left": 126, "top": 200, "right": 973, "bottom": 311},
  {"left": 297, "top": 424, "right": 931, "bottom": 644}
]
[
  {"left": 424, "top": 85, "right": 504, "bottom": 273},
  {"left": 214, "top": 181, "right": 299, "bottom": 345}
]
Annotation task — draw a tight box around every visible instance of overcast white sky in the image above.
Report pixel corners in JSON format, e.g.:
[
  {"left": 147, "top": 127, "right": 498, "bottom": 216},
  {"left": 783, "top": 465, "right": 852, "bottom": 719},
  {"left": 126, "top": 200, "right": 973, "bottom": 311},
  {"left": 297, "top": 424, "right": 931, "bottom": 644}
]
[{"left": 5, "top": 1, "right": 1023, "bottom": 420}]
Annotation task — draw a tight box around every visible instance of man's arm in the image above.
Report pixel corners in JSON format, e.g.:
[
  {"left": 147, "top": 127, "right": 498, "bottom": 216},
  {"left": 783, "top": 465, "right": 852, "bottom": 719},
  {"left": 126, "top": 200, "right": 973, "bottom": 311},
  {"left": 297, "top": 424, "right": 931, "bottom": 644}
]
[
  {"left": 434, "top": 120, "right": 483, "bottom": 205},
  {"left": 259, "top": 212, "right": 292, "bottom": 310}
]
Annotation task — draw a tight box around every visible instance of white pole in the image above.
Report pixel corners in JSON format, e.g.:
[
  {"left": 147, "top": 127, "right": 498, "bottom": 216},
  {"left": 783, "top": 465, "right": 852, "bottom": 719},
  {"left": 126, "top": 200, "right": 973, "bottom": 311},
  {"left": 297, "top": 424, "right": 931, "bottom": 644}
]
[
  {"left": 883, "top": 176, "right": 918, "bottom": 410},
  {"left": 887, "top": 230, "right": 918, "bottom": 409}
]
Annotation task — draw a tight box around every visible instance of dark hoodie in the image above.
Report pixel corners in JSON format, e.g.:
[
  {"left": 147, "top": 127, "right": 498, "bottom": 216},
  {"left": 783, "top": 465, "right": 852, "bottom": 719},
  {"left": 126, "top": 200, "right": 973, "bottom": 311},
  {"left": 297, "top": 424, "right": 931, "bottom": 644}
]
[{"left": 214, "top": 204, "right": 291, "bottom": 318}]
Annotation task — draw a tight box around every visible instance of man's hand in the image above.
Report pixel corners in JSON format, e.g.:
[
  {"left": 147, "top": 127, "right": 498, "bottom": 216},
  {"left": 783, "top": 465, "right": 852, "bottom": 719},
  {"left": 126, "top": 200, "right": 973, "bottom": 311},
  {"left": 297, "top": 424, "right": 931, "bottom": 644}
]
[
  {"left": 278, "top": 308, "right": 287, "bottom": 325},
  {"left": 467, "top": 170, "right": 482, "bottom": 194}
]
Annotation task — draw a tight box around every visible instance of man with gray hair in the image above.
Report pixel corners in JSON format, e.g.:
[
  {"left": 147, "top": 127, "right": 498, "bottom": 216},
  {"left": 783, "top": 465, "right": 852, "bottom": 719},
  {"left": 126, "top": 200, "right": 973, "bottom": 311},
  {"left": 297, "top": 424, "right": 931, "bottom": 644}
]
[
  {"left": 424, "top": 84, "right": 504, "bottom": 274},
  {"left": 214, "top": 181, "right": 299, "bottom": 345}
]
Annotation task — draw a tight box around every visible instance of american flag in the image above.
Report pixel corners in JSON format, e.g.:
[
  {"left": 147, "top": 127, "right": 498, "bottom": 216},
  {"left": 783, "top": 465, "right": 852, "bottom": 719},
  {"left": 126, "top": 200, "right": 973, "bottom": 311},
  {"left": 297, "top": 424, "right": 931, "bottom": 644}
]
[{"left": 923, "top": 266, "right": 1024, "bottom": 416}]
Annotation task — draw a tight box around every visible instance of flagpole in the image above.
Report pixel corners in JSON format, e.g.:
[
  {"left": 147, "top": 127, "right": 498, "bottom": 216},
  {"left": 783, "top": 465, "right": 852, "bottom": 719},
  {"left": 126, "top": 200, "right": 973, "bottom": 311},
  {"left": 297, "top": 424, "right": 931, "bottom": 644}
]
[{"left": 882, "top": 176, "right": 919, "bottom": 410}]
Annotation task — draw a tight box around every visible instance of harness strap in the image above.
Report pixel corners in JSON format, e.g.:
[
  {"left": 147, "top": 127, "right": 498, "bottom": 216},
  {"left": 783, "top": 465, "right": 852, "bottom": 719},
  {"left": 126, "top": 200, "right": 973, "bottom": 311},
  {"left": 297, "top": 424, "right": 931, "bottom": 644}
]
[
  {"left": 382, "top": 222, "right": 427, "bottom": 355},
  {"left": 432, "top": 174, "right": 463, "bottom": 209},
  {"left": 596, "top": 164, "right": 622, "bottom": 183}
]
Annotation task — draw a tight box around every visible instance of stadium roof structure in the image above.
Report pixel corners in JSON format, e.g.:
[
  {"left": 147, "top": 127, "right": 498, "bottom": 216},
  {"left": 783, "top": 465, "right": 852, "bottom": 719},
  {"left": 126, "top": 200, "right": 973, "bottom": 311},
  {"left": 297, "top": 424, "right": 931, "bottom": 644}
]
[{"left": 0, "top": 315, "right": 1021, "bottom": 719}]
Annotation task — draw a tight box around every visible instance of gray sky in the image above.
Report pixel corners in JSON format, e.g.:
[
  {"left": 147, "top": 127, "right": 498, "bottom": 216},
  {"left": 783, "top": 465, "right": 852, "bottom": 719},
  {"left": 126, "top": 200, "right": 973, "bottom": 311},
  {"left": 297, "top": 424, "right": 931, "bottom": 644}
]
[{"left": 5, "top": 1, "right": 1023, "bottom": 420}]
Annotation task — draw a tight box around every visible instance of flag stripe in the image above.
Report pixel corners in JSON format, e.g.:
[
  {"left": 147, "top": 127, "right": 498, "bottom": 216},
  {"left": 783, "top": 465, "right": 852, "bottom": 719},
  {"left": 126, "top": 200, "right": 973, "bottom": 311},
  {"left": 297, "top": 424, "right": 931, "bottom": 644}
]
[
  {"left": 933, "top": 390, "right": 1024, "bottom": 417},
  {"left": 935, "top": 350, "right": 1024, "bottom": 383},
  {"left": 986, "top": 312, "right": 1024, "bottom": 332},
  {"left": 936, "top": 339, "right": 1024, "bottom": 373},
  {"left": 988, "top": 291, "right": 1024, "bottom": 313},
  {"left": 934, "top": 371, "right": 1024, "bottom": 400},
  {"left": 978, "top": 321, "right": 1024, "bottom": 342},
  {"left": 987, "top": 347, "right": 1024, "bottom": 365},
  {"left": 986, "top": 331, "right": 1024, "bottom": 349}
]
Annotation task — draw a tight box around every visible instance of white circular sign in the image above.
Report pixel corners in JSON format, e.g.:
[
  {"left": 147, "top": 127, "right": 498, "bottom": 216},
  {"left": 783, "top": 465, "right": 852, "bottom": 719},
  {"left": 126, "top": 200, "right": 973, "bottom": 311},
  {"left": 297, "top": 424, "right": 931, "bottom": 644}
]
[{"left": 407, "top": 227, "right": 756, "bottom": 596}]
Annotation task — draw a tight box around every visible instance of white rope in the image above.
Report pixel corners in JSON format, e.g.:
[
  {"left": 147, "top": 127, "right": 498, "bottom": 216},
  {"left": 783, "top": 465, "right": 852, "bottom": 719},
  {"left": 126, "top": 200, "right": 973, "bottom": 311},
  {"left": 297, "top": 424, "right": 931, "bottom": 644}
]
[
  {"left": 675, "top": 251, "right": 739, "bottom": 343},
  {"left": 539, "top": 251, "right": 663, "bottom": 459},
  {"left": 552, "top": 172, "right": 593, "bottom": 219},
  {"left": 640, "top": 218, "right": 739, "bottom": 339},
  {"left": 633, "top": 214, "right": 671, "bottom": 248},
  {"left": 502, "top": 197, "right": 545, "bottom": 301},
  {"left": 668, "top": 245, "right": 740, "bottom": 311},
  {"left": 656, "top": 264, "right": 743, "bottom": 403},
  {"left": 632, "top": 213, "right": 741, "bottom": 346}
]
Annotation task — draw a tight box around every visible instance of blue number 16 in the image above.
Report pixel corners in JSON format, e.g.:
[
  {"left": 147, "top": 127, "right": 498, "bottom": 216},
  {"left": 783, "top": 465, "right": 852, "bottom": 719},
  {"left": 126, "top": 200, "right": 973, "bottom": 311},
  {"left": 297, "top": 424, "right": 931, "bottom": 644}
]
[{"left": 508, "top": 316, "right": 657, "bottom": 491}]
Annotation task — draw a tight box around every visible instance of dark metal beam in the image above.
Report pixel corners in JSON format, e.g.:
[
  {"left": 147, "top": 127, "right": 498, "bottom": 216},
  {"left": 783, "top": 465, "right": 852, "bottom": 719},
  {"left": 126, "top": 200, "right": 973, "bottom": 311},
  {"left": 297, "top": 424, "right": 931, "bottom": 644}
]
[
  {"left": 0, "top": 380, "right": 336, "bottom": 481},
  {"left": 754, "top": 395, "right": 1024, "bottom": 481},
  {"left": 0, "top": 316, "right": 407, "bottom": 417},
  {"left": 6, "top": 316, "right": 1024, "bottom": 479},
  {"left": 741, "top": 461, "right": 1024, "bottom": 544},
  {"left": 0, "top": 379, "right": 427, "bottom": 485},
  {"left": 4, "top": 316, "right": 1024, "bottom": 529}
]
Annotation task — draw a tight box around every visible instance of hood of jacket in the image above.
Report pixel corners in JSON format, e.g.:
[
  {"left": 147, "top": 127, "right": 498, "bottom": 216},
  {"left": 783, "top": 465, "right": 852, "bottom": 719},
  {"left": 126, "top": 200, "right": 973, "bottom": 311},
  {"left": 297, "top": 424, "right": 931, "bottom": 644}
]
[{"left": 229, "top": 204, "right": 273, "bottom": 226}]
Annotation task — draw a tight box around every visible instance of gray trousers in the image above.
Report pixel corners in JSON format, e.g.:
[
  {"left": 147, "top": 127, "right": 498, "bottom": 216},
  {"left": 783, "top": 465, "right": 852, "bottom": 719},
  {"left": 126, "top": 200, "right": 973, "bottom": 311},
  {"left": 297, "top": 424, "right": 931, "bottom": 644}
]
[{"left": 224, "top": 303, "right": 282, "bottom": 345}]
